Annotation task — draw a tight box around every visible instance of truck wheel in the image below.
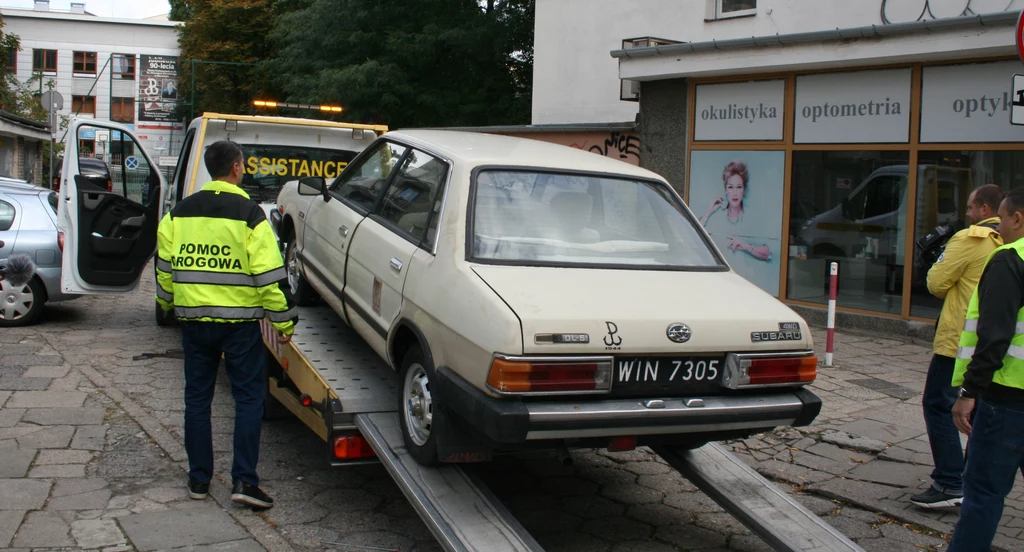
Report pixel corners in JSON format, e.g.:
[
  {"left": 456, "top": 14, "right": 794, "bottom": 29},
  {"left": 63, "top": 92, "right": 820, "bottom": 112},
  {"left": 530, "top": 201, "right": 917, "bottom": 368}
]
[
  {"left": 285, "top": 241, "right": 317, "bottom": 306},
  {"left": 0, "top": 276, "right": 45, "bottom": 327},
  {"left": 399, "top": 345, "right": 442, "bottom": 466}
]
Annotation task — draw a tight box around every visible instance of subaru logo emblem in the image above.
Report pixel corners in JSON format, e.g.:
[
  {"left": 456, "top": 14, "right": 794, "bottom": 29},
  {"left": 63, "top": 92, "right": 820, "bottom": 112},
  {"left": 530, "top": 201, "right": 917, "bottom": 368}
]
[{"left": 667, "top": 323, "right": 691, "bottom": 343}]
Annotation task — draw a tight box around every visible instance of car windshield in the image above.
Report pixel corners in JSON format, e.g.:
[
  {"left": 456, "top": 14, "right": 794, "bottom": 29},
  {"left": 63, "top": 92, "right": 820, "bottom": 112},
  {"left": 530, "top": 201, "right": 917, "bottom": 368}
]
[
  {"left": 470, "top": 170, "right": 723, "bottom": 269},
  {"left": 240, "top": 145, "right": 359, "bottom": 204}
]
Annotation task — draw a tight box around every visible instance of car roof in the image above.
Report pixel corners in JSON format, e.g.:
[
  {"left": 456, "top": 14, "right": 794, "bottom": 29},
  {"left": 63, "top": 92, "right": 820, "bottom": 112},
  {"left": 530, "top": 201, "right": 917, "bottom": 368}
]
[
  {"left": 0, "top": 178, "right": 45, "bottom": 194},
  {"left": 385, "top": 130, "right": 664, "bottom": 181}
]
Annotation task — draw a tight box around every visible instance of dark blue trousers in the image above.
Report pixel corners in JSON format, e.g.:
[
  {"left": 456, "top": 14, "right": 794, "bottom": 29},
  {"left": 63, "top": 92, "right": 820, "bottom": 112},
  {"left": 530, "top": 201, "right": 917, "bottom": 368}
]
[{"left": 181, "top": 321, "right": 265, "bottom": 486}]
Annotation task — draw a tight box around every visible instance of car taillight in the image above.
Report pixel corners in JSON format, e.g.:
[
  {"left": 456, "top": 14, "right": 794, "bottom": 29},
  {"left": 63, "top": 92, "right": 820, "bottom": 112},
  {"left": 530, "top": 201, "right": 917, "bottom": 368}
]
[
  {"left": 722, "top": 353, "right": 817, "bottom": 389},
  {"left": 486, "top": 357, "right": 612, "bottom": 394},
  {"left": 333, "top": 433, "right": 376, "bottom": 460},
  {"left": 106, "top": 179, "right": 112, "bottom": 192},
  {"left": 57, "top": 232, "right": 64, "bottom": 251}
]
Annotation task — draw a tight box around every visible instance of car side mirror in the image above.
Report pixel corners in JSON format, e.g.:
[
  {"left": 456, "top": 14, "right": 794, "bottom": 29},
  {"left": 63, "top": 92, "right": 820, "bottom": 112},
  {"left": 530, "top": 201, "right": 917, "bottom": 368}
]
[{"left": 298, "top": 176, "right": 328, "bottom": 202}]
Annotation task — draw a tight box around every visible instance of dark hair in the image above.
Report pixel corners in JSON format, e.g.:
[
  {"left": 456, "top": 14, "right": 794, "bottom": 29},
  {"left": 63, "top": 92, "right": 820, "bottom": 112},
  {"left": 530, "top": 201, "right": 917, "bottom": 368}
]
[
  {"left": 973, "top": 184, "right": 1003, "bottom": 213},
  {"left": 204, "top": 140, "right": 244, "bottom": 179},
  {"left": 1003, "top": 187, "right": 1024, "bottom": 217}
]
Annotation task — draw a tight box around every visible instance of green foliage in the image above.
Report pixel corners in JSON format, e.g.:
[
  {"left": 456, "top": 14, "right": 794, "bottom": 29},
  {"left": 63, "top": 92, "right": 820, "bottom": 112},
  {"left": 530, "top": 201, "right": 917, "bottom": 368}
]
[{"left": 264, "top": 0, "right": 534, "bottom": 127}]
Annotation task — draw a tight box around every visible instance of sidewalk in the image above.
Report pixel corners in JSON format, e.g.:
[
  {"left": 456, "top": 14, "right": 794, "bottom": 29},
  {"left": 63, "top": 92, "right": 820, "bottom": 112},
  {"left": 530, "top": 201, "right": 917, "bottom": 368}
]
[
  {"left": 725, "top": 326, "right": 1024, "bottom": 551},
  {"left": 0, "top": 325, "right": 286, "bottom": 551}
]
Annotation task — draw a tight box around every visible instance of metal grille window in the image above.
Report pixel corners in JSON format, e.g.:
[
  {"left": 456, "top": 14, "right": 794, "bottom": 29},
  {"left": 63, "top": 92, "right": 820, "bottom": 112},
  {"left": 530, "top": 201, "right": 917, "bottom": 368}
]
[
  {"left": 72, "top": 95, "right": 96, "bottom": 115},
  {"left": 112, "top": 54, "right": 135, "bottom": 79},
  {"left": 73, "top": 51, "right": 97, "bottom": 76},
  {"left": 32, "top": 49, "right": 57, "bottom": 74},
  {"left": 110, "top": 98, "right": 134, "bottom": 123}
]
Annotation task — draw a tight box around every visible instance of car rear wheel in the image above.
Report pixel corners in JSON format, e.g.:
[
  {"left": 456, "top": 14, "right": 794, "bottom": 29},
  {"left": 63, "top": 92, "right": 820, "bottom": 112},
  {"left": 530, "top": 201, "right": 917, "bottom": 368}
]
[
  {"left": 0, "top": 276, "right": 45, "bottom": 327},
  {"left": 399, "top": 345, "right": 443, "bottom": 466},
  {"left": 285, "top": 241, "right": 317, "bottom": 306}
]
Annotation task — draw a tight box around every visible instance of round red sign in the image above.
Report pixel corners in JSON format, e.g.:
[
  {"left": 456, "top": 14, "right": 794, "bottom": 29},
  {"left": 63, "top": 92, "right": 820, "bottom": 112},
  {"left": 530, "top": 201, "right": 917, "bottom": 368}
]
[{"left": 1017, "top": 10, "right": 1024, "bottom": 63}]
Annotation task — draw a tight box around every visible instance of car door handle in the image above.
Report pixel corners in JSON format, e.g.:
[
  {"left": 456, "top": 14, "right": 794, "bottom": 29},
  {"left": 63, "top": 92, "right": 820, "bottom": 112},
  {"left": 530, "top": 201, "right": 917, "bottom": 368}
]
[
  {"left": 390, "top": 257, "right": 403, "bottom": 272},
  {"left": 339, "top": 225, "right": 349, "bottom": 237}
]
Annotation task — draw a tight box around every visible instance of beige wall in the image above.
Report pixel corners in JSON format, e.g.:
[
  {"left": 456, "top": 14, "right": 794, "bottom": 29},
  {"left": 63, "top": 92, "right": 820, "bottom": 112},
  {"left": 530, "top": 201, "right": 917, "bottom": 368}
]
[{"left": 497, "top": 131, "right": 641, "bottom": 167}]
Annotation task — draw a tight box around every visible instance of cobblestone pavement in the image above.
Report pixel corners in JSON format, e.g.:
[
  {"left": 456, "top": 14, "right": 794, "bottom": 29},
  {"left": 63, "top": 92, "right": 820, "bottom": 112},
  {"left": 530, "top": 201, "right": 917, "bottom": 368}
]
[{"left": 2, "top": 270, "right": 1016, "bottom": 551}]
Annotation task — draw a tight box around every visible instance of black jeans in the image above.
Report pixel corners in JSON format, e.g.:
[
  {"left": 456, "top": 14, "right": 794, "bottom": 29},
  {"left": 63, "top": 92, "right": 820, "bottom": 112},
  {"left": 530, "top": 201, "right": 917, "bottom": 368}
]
[{"left": 181, "top": 321, "right": 265, "bottom": 486}]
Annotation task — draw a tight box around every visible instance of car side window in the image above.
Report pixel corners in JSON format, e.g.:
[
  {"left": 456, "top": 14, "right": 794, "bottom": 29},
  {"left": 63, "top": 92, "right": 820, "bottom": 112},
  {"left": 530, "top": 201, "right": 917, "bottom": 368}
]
[
  {"left": 0, "top": 199, "right": 14, "bottom": 231},
  {"left": 329, "top": 141, "right": 407, "bottom": 212},
  {"left": 376, "top": 149, "right": 448, "bottom": 246}
]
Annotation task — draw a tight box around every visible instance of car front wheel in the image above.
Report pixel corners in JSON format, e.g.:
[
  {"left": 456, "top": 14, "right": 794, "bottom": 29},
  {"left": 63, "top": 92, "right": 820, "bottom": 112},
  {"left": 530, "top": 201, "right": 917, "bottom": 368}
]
[
  {"left": 0, "top": 276, "right": 45, "bottom": 327},
  {"left": 285, "top": 241, "right": 317, "bottom": 306},
  {"left": 399, "top": 344, "right": 443, "bottom": 466}
]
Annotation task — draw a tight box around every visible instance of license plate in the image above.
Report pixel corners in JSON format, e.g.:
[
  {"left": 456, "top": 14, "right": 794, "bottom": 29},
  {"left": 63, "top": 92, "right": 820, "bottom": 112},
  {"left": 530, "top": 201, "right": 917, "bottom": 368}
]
[{"left": 612, "top": 357, "right": 724, "bottom": 397}]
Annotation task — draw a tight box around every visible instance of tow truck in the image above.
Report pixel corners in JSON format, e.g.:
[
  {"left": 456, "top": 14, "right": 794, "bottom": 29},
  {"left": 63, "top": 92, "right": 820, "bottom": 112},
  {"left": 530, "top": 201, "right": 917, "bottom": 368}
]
[{"left": 56, "top": 117, "right": 864, "bottom": 552}]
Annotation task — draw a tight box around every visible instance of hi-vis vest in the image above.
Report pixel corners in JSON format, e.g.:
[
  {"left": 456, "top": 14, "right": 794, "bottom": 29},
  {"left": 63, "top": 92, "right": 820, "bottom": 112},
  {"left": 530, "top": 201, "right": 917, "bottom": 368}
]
[
  {"left": 155, "top": 180, "right": 296, "bottom": 334},
  {"left": 952, "top": 239, "right": 1024, "bottom": 390}
]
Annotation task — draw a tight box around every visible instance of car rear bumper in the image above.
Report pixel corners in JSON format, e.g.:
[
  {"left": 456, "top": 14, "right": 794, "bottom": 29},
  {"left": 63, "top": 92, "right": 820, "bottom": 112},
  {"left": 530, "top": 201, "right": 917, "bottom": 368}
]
[{"left": 435, "top": 366, "right": 821, "bottom": 445}]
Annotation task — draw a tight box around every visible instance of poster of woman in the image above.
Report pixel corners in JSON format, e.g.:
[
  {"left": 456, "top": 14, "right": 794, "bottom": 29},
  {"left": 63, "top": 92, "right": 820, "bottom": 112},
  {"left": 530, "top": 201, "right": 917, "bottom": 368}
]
[{"left": 688, "top": 150, "right": 785, "bottom": 296}]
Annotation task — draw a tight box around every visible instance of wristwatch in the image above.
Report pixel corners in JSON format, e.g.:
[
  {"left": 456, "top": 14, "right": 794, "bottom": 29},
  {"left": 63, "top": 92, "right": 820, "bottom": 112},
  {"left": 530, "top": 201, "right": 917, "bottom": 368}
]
[{"left": 958, "top": 387, "right": 976, "bottom": 400}]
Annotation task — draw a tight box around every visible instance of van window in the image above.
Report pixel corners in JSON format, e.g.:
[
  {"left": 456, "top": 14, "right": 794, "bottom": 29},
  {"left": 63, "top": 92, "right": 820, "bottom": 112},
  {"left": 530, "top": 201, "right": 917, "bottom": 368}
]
[{"left": 240, "top": 145, "right": 360, "bottom": 204}]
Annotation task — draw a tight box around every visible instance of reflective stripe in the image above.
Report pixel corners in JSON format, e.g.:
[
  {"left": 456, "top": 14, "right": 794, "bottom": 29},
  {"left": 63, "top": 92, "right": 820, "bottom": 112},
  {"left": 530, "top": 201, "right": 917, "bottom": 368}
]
[
  {"left": 156, "top": 287, "right": 173, "bottom": 302},
  {"left": 174, "top": 306, "right": 264, "bottom": 320},
  {"left": 252, "top": 267, "right": 287, "bottom": 287},
  {"left": 173, "top": 271, "right": 256, "bottom": 286},
  {"left": 1009, "top": 345, "right": 1024, "bottom": 361},
  {"left": 156, "top": 257, "right": 172, "bottom": 272},
  {"left": 963, "top": 319, "right": 978, "bottom": 332},
  {"left": 1017, "top": 321, "right": 1024, "bottom": 334},
  {"left": 957, "top": 346, "right": 976, "bottom": 360},
  {"left": 266, "top": 307, "right": 297, "bottom": 322}
]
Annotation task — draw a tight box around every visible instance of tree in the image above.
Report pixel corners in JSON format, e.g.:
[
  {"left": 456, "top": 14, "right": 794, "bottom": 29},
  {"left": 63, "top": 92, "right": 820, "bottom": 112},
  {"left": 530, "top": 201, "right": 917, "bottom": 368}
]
[
  {"left": 265, "top": 0, "right": 534, "bottom": 128},
  {"left": 171, "top": 0, "right": 279, "bottom": 117}
]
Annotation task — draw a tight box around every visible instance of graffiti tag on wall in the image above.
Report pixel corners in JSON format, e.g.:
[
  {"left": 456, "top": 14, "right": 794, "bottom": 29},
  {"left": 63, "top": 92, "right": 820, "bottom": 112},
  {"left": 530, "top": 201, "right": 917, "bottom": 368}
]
[
  {"left": 570, "top": 132, "right": 641, "bottom": 164},
  {"left": 881, "top": 0, "right": 1020, "bottom": 24}
]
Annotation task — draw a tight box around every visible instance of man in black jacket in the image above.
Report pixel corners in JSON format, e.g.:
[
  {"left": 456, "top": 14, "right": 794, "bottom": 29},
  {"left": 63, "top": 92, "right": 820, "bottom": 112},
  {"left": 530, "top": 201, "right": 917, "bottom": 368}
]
[{"left": 947, "top": 187, "right": 1024, "bottom": 551}]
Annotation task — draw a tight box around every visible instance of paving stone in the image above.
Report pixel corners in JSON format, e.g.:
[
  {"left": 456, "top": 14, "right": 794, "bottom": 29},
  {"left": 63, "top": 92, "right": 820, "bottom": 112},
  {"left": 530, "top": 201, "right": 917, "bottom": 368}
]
[
  {"left": 7, "top": 391, "right": 87, "bottom": 408},
  {"left": 804, "top": 442, "right": 874, "bottom": 464},
  {"left": 0, "top": 407, "right": 24, "bottom": 427},
  {"left": 0, "top": 390, "right": 10, "bottom": 406},
  {"left": 72, "top": 425, "right": 107, "bottom": 451},
  {"left": 836, "top": 419, "right": 923, "bottom": 445},
  {"left": 21, "top": 407, "right": 106, "bottom": 426},
  {"left": 21, "top": 365, "right": 71, "bottom": 378},
  {"left": 0, "top": 377, "right": 51, "bottom": 391},
  {"left": 70, "top": 519, "right": 126, "bottom": 548},
  {"left": 728, "top": 534, "right": 774, "bottom": 552},
  {"left": 1, "top": 355, "right": 64, "bottom": 366},
  {"left": 15, "top": 425, "right": 74, "bottom": 449},
  {"left": 11, "top": 510, "right": 74, "bottom": 548},
  {"left": 791, "top": 451, "right": 850, "bottom": 476},
  {"left": 0, "top": 478, "right": 51, "bottom": 509},
  {"left": 0, "top": 510, "right": 24, "bottom": 547},
  {"left": 29, "top": 464, "right": 87, "bottom": 478},
  {"left": 877, "top": 522, "right": 947, "bottom": 547},
  {"left": 580, "top": 516, "right": 653, "bottom": 541},
  {"left": 119, "top": 507, "right": 249, "bottom": 551},
  {"left": 655, "top": 523, "right": 729, "bottom": 549},
  {"left": 600, "top": 483, "right": 664, "bottom": 504},
  {"left": 48, "top": 483, "right": 112, "bottom": 511},
  {"left": 846, "top": 460, "right": 932, "bottom": 488},
  {"left": 809, "top": 477, "right": 900, "bottom": 506},
  {"left": 753, "top": 460, "right": 833, "bottom": 486},
  {"left": 166, "top": 539, "right": 266, "bottom": 551},
  {"left": 0, "top": 448, "right": 35, "bottom": 477},
  {"left": 36, "top": 449, "right": 94, "bottom": 465},
  {"left": 820, "top": 430, "right": 889, "bottom": 454}
]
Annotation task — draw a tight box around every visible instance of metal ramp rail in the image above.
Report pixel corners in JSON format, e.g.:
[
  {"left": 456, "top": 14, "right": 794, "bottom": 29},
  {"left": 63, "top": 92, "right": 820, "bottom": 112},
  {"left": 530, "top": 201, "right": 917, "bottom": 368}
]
[{"left": 654, "top": 444, "right": 864, "bottom": 552}]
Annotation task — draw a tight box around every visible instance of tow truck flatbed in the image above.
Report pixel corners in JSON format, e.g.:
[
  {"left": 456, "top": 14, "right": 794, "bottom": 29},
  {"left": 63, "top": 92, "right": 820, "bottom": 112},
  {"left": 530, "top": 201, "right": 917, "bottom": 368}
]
[{"left": 261, "top": 305, "right": 865, "bottom": 552}]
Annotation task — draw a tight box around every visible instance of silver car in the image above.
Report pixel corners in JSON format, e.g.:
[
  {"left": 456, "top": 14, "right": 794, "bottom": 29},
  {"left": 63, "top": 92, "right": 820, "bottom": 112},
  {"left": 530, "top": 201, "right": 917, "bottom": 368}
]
[{"left": 0, "top": 178, "right": 79, "bottom": 326}]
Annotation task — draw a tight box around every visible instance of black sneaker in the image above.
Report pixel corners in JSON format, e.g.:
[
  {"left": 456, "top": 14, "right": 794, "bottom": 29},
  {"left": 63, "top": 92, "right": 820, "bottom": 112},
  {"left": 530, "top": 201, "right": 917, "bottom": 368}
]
[
  {"left": 231, "top": 480, "right": 274, "bottom": 509},
  {"left": 187, "top": 478, "right": 209, "bottom": 500},
  {"left": 910, "top": 487, "right": 963, "bottom": 508}
]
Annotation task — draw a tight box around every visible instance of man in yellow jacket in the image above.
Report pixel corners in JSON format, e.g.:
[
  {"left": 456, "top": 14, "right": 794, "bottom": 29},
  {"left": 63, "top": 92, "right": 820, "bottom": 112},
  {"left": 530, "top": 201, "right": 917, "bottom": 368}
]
[
  {"left": 155, "top": 140, "right": 296, "bottom": 510},
  {"left": 911, "top": 184, "right": 1002, "bottom": 509}
]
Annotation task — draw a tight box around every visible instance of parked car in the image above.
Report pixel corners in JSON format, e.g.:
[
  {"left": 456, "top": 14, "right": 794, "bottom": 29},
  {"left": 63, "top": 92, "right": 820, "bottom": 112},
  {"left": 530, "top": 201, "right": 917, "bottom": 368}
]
[
  {"left": 0, "top": 177, "right": 79, "bottom": 326},
  {"left": 54, "top": 157, "right": 113, "bottom": 193},
  {"left": 274, "top": 130, "right": 822, "bottom": 465}
]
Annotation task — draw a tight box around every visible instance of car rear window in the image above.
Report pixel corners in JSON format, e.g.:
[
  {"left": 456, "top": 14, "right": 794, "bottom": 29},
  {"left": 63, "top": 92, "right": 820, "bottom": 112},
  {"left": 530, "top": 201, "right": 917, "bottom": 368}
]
[
  {"left": 240, "top": 145, "right": 360, "bottom": 204},
  {"left": 470, "top": 170, "right": 724, "bottom": 270},
  {"left": 46, "top": 191, "right": 58, "bottom": 214}
]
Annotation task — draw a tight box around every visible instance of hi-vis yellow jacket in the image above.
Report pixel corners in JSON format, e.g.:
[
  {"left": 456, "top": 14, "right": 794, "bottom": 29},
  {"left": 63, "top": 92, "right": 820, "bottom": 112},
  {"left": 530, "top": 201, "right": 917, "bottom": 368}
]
[
  {"left": 926, "top": 217, "right": 1001, "bottom": 358},
  {"left": 155, "top": 180, "right": 297, "bottom": 335}
]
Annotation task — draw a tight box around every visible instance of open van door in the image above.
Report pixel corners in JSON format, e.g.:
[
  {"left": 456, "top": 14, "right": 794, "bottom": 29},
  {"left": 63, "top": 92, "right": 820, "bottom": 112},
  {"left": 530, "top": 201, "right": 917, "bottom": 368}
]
[{"left": 58, "top": 118, "right": 166, "bottom": 294}]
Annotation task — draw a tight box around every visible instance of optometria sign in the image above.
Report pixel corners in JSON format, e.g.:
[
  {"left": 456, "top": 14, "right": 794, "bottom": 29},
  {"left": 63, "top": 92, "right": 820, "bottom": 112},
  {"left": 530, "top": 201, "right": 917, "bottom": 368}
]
[
  {"left": 694, "top": 80, "right": 784, "bottom": 141},
  {"left": 795, "top": 68, "right": 912, "bottom": 143}
]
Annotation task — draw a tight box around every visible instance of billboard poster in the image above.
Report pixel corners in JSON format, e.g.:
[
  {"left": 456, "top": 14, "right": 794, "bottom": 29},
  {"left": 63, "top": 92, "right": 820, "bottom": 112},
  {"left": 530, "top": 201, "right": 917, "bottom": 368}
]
[
  {"left": 138, "top": 55, "right": 180, "bottom": 123},
  {"left": 689, "top": 150, "right": 785, "bottom": 296}
]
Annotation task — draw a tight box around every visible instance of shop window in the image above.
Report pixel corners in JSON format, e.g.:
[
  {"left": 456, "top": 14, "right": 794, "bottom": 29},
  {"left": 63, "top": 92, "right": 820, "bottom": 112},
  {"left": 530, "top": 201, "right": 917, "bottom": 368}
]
[
  {"left": 787, "top": 150, "right": 910, "bottom": 314},
  {"left": 72, "top": 95, "right": 96, "bottom": 116},
  {"left": 110, "top": 98, "right": 134, "bottom": 123},
  {"left": 73, "top": 51, "right": 97, "bottom": 76},
  {"left": 32, "top": 49, "right": 57, "bottom": 74},
  {"left": 112, "top": 54, "right": 135, "bottom": 79},
  {"left": 5, "top": 49, "right": 16, "bottom": 73},
  {"left": 909, "top": 151, "right": 1024, "bottom": 319},
  {"left": 708, "top": 0, "right": 756, "bottom": 19}
]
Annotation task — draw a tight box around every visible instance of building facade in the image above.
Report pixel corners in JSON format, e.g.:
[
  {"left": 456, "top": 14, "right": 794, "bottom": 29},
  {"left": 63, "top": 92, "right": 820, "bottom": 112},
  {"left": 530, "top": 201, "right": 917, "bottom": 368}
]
[
  {"left": 534, "top": 0, "right": 1024, "bottom": 324},
  {"left": 2, "top": 0, "right": 184, "bottom": 173}
]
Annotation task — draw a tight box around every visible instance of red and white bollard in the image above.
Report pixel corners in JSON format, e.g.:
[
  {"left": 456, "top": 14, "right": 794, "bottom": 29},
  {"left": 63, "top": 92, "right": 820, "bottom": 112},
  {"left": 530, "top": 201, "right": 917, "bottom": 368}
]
[{"left": 825, "top": 262, "right": 838, "bottom": 367}]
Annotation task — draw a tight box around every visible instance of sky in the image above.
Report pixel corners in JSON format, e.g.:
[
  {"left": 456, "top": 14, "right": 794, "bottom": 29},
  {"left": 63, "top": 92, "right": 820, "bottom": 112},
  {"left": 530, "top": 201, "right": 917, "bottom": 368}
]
[{"left": 3, "top": 0, "right": 171, "bottom": 19}]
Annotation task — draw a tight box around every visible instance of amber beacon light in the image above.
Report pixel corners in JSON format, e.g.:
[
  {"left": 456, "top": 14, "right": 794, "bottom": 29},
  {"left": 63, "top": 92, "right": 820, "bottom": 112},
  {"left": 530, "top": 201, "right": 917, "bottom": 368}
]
[{"left": 253, "top": 100, "right": 343, "bottom": 113}]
